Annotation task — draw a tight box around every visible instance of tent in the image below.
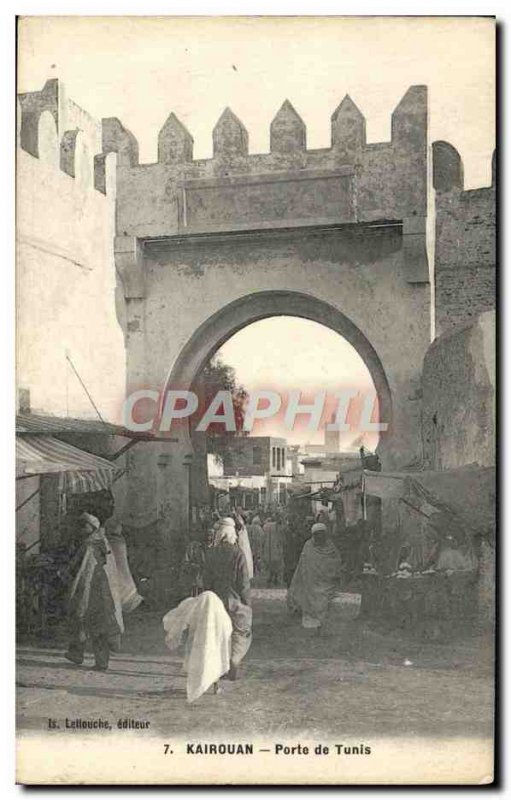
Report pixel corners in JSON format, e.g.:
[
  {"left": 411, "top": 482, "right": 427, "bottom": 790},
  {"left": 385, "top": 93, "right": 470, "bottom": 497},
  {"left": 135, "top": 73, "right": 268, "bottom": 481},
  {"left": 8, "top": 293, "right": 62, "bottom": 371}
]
[{"left": 363, "top": 464, "right": 496, "bottom": 536}]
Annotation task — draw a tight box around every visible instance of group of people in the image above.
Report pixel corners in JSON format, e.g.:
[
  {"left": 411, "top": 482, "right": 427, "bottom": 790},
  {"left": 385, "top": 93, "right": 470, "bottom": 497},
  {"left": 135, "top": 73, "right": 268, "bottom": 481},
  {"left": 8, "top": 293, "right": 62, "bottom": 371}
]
[
  {"left": 61, "top": 499, "right": 347, "bottom": 699},
  {"left": 59, "top": 487, "right": 476, "bottom": 704},
  {"left": 179, "top": 508, "right": 289, "bottom": 597},
  {"left": 245, "top": 512, "right": 285, "bottom": 585}
]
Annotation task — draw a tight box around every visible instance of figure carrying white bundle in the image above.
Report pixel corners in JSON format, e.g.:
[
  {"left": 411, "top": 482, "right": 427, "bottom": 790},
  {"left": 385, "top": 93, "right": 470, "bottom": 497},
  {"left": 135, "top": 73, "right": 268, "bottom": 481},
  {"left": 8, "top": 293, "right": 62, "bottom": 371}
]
[{"left": 162, "top": 590, "right": 233, "bottom": 702}]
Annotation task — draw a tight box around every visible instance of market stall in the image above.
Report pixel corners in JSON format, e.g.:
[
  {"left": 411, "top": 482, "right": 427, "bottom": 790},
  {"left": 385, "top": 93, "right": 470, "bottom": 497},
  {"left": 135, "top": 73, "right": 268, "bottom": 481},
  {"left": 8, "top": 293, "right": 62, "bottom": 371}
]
[{"left": 359, "top": 464, "right": 496, "bottom": 638}]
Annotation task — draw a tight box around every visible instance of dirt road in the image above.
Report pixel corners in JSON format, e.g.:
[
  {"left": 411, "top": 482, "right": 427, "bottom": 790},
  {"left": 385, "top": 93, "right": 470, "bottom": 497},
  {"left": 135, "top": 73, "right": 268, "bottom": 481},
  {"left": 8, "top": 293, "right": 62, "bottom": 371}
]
[{"left": 17, "top": 591, "right": 494, "bottom": 740}]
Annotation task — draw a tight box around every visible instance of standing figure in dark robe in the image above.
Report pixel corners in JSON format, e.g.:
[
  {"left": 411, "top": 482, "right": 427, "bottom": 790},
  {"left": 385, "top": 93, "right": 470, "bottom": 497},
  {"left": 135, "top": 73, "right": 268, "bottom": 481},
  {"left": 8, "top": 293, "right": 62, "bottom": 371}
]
[
  {"left": 65, "top": 513, "right": 123, "bottom": 671},
  {"left": 262, "top": 515, "right": 284, "bottom": 586},
  {"left": 204, "top": 517, "right": 252, "bottom": 680},
  {"left": 247, "top": 515, "right": 264, "bottom": 577}
]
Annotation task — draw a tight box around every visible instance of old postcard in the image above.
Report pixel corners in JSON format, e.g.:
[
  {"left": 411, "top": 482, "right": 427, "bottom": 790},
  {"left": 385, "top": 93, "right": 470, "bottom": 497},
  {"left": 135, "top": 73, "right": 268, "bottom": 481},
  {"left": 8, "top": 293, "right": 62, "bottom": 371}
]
[{"left": 15, "top": 15, "right": 496, "bottom": 785}]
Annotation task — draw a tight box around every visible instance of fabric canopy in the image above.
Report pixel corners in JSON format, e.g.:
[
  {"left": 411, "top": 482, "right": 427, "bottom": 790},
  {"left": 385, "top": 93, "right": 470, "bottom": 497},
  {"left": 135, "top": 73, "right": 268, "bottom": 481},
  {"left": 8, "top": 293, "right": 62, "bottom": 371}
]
[
  {"left": 363, "top": 464, "right": 496, "bottom": 534},
  {"left": 16, "top": 435, "right": 117, "bottom": 493}
]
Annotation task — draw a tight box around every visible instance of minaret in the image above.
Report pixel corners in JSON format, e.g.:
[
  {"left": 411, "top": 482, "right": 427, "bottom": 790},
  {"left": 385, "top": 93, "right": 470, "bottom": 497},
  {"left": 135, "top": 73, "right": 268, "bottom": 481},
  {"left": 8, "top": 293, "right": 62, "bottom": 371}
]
[{"left": 324, "top": 414, "right": 340, "bottom": 453}]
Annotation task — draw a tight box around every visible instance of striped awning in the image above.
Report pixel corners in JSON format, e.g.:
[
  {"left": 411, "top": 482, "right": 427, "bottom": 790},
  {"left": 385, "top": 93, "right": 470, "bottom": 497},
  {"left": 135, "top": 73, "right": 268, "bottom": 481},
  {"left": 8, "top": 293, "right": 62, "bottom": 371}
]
[{"left": 16, "top": 435, "right": 118, "bottom": 494}]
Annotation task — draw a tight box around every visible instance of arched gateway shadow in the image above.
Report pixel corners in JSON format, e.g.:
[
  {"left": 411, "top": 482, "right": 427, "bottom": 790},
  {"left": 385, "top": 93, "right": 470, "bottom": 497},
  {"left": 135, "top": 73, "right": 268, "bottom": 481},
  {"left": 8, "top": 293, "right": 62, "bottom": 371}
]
[{"left": 164, "top": 290, "right": 392, "bottom": 443}]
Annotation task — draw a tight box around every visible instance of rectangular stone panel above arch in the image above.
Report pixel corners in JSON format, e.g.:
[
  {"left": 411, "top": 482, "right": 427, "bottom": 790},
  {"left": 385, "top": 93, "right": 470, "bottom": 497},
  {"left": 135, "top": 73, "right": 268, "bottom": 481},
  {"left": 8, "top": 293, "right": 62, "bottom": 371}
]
[{"left": 177, "top": 168, "right": 355, "bottom": 235}]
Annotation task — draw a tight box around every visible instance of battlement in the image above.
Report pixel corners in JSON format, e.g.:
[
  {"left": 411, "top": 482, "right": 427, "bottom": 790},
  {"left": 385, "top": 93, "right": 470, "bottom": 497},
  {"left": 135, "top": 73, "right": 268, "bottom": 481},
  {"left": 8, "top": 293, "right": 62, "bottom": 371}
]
[
  {"left": 17, "top": 81, "right": 429, "bottom": 213},
  {"left": 17, "top": 81, "right": 496, "bottom": 220},
  {"left": 111, "top": 86, "right": 429, "bottom": 244},
  {"left": 112, "top": 85, "right": 427, "bottom": 168},
  {"left": 433, "top": 140, "right": 496, "bottom": 194},
  {"left": 17, "top": 79, "right": 117, "bottom": 196},
  {"left": 22, "top": 81, "right": 497, "bottom": 304}
]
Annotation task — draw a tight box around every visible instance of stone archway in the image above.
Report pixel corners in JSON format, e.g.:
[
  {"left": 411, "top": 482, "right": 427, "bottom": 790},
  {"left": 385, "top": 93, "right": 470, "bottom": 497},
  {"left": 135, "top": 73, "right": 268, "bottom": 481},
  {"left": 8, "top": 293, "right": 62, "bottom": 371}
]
[
  {"left": 142, "top": 289, "right": 393, "bottom": 538},
  {"left": 165, "top": 289, "right": 392, "bottom": 441}
]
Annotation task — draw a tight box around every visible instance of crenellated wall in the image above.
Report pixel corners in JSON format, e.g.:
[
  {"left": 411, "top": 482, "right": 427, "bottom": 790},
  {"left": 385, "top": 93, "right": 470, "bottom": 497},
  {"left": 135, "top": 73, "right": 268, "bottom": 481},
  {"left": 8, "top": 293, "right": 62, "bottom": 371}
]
[
  {"left": 433, "top": 141, "right": 496, "bottom": 335},
  {"left": 98, "top": 85, "right": 433, "bottom": 536},
  {"left": 16, "top": 79, "right": 126, "bottom": 424},
  {"left": 106, "top": 87, "right": 428, "bottom": 254}
]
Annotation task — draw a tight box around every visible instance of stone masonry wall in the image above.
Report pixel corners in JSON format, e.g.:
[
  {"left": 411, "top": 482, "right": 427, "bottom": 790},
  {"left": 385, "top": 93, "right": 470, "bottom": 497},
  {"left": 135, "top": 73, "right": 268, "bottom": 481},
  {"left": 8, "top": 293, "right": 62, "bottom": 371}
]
[
  {"left": 433, "top": 141, "right": 496, "bottom": 336},
  {"left": 421, "top": 310, "right": 495, "bottom": 471},
  {"left": 17, "top": 79, "right": 126, "bottom": 423},
  {"left": 421, "top": 309, "right": 496, "bottom": 629}
]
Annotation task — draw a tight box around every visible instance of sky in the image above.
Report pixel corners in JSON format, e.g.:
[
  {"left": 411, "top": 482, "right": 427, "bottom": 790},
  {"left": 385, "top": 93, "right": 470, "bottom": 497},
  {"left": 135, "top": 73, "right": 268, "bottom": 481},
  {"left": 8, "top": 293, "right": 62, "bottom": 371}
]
[
  {"left": 217, "top": 317, "right": 377, "bottom": 448},
  {"left": 18, "top": 17, "right": 495, "bottom": 186},
  {"left": 17, "top": 16, "right": 495, "bottom": 448}
]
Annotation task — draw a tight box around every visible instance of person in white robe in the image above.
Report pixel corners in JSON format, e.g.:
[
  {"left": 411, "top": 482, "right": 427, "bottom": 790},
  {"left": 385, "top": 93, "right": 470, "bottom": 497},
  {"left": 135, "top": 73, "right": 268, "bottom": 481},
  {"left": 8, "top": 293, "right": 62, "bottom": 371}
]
[
  {"left": 104, "top": 518, "right": 144, "bottom": 612},
  {"left": 162, "top": 590, "right": 232, "bottom": 702},
  {"left": 234, "top": 512, "right": 254, "bottom": 580}
]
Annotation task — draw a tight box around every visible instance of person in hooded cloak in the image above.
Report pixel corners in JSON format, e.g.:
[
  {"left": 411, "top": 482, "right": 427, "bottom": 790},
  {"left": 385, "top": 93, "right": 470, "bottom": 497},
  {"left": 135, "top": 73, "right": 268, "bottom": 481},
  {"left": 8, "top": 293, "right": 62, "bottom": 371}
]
[
  {"left": 287, "top": 522, "right": 342, "bottom": 629},
  {"left": 204, "top": 517, "right": 252, "bottom": 680}
]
